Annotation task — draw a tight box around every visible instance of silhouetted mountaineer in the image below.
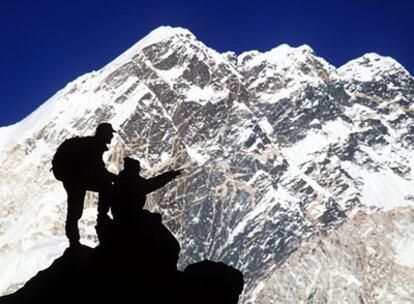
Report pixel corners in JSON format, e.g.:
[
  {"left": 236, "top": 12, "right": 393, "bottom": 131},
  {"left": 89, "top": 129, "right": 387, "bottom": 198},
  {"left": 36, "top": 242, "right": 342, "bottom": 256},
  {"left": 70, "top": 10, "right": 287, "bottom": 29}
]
[
  {"left": 52, "top": 123, "right": 116, "bottom": 247},
  {"left": 97, "top": 156, "right": 182, "bottom": 270},
  {"left": 111, "top": 156, "right": 181, "bottom": 222}
]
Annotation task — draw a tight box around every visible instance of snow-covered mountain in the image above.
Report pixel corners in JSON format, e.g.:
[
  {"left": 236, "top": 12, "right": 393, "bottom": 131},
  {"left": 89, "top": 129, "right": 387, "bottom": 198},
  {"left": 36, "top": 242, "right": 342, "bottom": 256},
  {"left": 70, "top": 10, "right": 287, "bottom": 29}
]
[{"left": 0, "top": 26, "right": 413, "bottom": 303}]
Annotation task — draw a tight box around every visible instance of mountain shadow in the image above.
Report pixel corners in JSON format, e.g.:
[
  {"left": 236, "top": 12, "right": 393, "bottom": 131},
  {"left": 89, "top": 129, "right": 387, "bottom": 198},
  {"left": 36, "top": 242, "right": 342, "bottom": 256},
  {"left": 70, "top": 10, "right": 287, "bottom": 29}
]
[{"left": 0, "top": 133, "right": 244, "bottom": 303}]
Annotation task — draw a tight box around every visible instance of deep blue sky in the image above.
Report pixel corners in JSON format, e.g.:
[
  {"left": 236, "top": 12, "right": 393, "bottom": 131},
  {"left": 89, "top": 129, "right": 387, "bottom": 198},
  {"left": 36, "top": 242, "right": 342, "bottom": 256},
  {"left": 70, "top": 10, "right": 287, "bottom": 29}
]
[{"left": 0, "top": 0, "right": 413, "bottom": 126}]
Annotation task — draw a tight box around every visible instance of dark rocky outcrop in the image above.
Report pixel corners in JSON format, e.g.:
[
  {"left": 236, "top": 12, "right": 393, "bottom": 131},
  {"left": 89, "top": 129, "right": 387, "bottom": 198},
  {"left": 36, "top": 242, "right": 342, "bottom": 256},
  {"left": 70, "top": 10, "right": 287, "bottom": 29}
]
[{"left": 0, "top": 211, "right": 244, "bottom": 304}]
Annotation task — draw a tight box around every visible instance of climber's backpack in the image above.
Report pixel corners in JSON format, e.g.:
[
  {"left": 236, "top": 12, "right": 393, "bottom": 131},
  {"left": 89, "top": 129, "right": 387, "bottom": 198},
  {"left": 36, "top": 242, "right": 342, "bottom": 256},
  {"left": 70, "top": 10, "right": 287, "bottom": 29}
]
[{"left": 51, "top": 137, "right": 82, "bottom": 181}]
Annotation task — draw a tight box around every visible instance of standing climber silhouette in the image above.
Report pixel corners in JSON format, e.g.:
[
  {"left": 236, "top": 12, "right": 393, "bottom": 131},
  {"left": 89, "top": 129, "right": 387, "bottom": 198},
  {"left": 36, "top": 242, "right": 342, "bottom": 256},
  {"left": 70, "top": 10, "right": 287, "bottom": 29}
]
[{"left": 52, "top": 123, "right": 116, "bottom": 247}]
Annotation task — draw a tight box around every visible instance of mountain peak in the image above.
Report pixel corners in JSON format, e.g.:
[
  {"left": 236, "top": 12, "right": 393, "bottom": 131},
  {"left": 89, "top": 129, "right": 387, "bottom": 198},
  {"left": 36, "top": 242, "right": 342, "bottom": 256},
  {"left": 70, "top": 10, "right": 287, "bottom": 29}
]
[
  {"left": 272, "top": 43, "right": 315, "bottom": 55},
  {"left": 238, "top": 43, "right": 316, "bottom": 66},
  {"left": 139, "top": 26, "right": 195, "bottom": 46},
  {"left": 338, "top": 52, "right": 411, "bottom": 82},
  {"left": 103, "top": 26, "right": 196, "bottom": 72}
]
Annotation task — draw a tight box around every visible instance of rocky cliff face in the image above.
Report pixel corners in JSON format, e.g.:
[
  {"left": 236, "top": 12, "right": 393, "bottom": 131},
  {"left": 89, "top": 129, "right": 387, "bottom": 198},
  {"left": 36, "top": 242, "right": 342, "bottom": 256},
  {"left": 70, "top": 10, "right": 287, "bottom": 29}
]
[
  {"left": 253, "top": 207, "right": 414, "bottom": 303},
  {"left": 0, "top": 26, "right": 413, "bottom": 303}
]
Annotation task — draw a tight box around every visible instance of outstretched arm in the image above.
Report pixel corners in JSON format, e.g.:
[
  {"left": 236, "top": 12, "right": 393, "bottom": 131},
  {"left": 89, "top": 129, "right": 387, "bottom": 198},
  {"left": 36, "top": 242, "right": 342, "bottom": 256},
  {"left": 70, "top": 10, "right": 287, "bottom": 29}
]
[{"left": 145, "top": 170, "right": 182, "bottom": 194}]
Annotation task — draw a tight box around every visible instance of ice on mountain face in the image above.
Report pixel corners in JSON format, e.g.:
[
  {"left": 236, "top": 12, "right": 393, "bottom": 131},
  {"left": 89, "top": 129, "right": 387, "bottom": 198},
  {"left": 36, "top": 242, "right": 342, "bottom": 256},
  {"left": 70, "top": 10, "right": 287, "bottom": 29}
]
[
  {"left": 1, "top": 26, "right": 414, "bottom": 303},
  {"left": 283, "top": 118, "right": 352, "bottom": 165},
  {"left": 343, "top": 162, "right": 414, "bottom": 210}
]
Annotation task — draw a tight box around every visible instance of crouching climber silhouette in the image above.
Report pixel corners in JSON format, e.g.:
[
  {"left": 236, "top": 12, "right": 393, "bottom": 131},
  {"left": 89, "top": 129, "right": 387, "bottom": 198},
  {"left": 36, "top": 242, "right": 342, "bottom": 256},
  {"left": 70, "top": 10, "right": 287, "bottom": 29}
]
[
  {"left": 104, "top": 157, "right": 182, "bottom": 270},
  {"left": 110, "top": 157, "right": 181, "bottom": 222},
  {"left": 52, "top": 123, "right": 117, "bottom": 247}
]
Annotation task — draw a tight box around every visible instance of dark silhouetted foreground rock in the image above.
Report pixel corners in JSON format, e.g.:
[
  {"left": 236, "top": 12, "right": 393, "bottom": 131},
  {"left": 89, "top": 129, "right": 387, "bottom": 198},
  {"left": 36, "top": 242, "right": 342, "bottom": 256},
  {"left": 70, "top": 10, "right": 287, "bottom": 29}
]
[{"left": 0, "top": 214, "right": 244, "bottom": 304}]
